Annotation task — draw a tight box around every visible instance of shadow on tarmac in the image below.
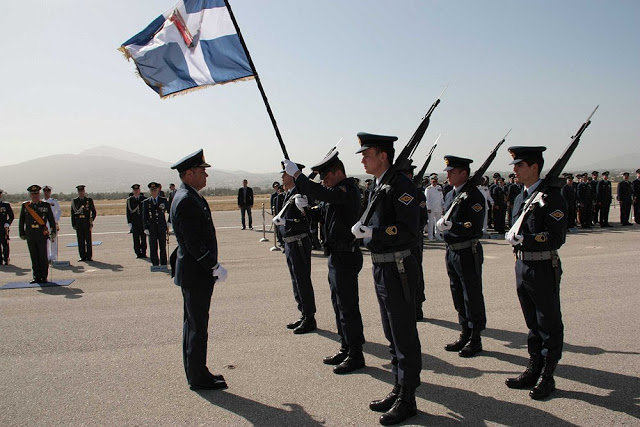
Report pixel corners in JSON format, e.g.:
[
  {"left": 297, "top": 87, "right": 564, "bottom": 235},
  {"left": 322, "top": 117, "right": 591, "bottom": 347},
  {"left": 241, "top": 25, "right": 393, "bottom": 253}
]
[
  {"left": 80, "top": 260, "right": 124, "bottom": 272},
  {"left": 37, "top": 286, "right": 84, "bottom": 299},
  {"left": 0, "top": 263, "right": 31, "bottom": 276}
]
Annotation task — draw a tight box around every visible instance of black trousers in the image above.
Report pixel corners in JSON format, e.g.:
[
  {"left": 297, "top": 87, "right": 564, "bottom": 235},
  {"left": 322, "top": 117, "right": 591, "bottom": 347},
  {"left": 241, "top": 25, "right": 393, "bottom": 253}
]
[
  {"left": 515, "top": 259, "right": 564, "bottom": 361},
  {"left": 634, "top": 199, "right": 640, "bottom": 224},
  {"left": 27, "top": 235, "right": 48, "bottom": 280},
  {"left": 132, "top": 223, "right": 147, "bottom": 256},
  {"left": 240, "top": 206, "right": 252, "bottom": 228},
  {"left": 620, "top": 200, "right": 632, "bottom": 225},
  {"left": 578, "top": 203, "right": 592, "bottom": 227},
  {"left": 75, "top": 221, "right": 92, "bottom": 260},
  {"left": 0, "top": 233, "right": 9, "bottom": 262},
  {"left": 149, "top": 230, "right": 167, "bottom": 266},
  {"left": 598, "top": 203, "right": 611, "bottom": 225},
  {"left": 373, "top": 255, "right": 422, "bottom": 388},
  {"left": 182, "top": 284, "right": 214, "bottom": 384},
  {"left": 328, "top": 249, "right": 364, "bottom": 353},
  {"left": 445, "top": 244, "right": 486, "bottom": 330},
  {"left": 493, "top": 205, "right": 506, "bottom": 233},
  {"left": 284, "top": 236, "right": 316, "bottom": 315},
  {"left": 411, "top": 242, "right": 426, "bottom": 308},
  {"left": 567, "top": 205, "right": 577, "bottom": 228}
]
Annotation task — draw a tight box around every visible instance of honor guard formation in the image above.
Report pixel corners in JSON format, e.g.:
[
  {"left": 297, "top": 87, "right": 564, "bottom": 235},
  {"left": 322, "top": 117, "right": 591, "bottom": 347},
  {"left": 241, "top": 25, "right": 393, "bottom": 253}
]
[{"left": 2, "top": 142, "right": 638, "bottom": 425}]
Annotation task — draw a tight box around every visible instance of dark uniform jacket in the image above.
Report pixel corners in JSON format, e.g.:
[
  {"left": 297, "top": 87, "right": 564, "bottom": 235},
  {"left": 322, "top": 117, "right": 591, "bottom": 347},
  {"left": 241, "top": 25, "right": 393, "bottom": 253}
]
[
  {"left": 71, "top": 197, "right": 96, "bottom": 228},
  {"left": 0, "top": 201, "right": 14, "bottom": 228},
  {"left": 126, "top": 195, "right": 146, "bottom": 226},
  {"left": 577, "top": 182, "right": 592, "bottom": 205},
  {"left": 295, "top": 174, "right": 360, "bottom": 250},
  {"left": 237, "top": 187, "right": 254, "bottom": 207},
  {"left": 19, "top": 201, "right": 56, "bottom": 240},
  {"left": 279, "top": 187, "right": 309, "bottom": 238},
  {"left": 596, "top": 180, "right": 612, "bottom": 205},
  {"left": 512, "top": 187, "right": 567, "bottom": 252},
  {"left": 443, "top": 184, "right": 485, "bottom": 244},
  {"left": 171, "top": 184, "right": 218, "bottom": 288},
  {"left": 507, "top": 183, "right": 522, "bottom": 204},
  {"left": 365, "top": 171, "right": 420, "bottom": 254},
  {"left": 560, "top": 183, "right": 576, "bottom": 206},
  {"left": 490, "top": 183, "right": 506, "bottom": 207},
  {"left": 143, "top": 196, "right": 169, "bottom": 233},
  {"left": 617, "top": 180, "right": 632, "bottom": 202},
  {"left": 632, "top": 178, "right": 640, "bottom": 201}
]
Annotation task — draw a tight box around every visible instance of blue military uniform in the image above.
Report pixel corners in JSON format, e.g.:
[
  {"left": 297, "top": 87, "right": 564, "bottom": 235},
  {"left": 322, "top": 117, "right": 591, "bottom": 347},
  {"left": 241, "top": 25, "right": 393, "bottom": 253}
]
[
  {"left": 590, "top": 172, "right": 599, "bottom": 225},
  {"left": 143, "top": 182, "right": 169, "bottom": 267},
  {"left": 126, "top": 184, "right": 147, "bottom": 258},
  {"left": 595, "top": 172, "right": 612, "bottom": 227},
  {"left": 617, "top": 173, "right": 633, "bottom": 225},
  {"left": 576, "top": 177, "right": 592, "bottom": 228},
  {"left": 0, "top": 191, "right": 14, "bottom": 265},
  {"left": 19, "top": 185, "right": 57, "bottom": 282},
  {"left": 490, "top": 173, "right": 506, "bottom": 233},
  {"left": 71, "top": 185, "right": 97, "bottom": 261},
  {"left": 560, "top": 175, "right": 577, "bottom": 228}
]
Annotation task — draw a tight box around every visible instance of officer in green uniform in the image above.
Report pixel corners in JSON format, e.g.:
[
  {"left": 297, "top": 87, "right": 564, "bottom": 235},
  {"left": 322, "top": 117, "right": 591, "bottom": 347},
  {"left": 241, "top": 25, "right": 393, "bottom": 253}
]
[
  {"left": 71, "top": 185, "right": 97, "bottom": 261},
  {"left": 19, "top": 185, "right": 57, "bottom": 283}
]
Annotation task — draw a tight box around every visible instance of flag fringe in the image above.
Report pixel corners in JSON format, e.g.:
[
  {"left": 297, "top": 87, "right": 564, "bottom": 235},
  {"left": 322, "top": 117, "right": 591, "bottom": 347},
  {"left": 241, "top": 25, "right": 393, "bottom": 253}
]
[{"left": 160, "top": 76, "right": 256, "bottom": 99}]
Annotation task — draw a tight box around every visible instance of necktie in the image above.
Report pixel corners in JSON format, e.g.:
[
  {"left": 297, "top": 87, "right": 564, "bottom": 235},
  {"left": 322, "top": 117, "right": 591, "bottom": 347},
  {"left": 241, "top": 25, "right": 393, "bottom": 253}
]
[{"left": 523, "top": 189, "right": 528, "bottom": 200}]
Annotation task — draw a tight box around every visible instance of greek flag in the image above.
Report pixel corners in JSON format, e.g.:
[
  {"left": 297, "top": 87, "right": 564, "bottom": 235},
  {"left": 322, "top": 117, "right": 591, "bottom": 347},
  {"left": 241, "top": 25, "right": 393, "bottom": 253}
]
[{"left": 120, "top": 0, "right": 254, "bottom": 98}]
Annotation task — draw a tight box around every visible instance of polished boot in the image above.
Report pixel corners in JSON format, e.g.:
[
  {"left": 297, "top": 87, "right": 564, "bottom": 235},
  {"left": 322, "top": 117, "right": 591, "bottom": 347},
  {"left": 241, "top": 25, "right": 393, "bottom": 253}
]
[
  {"left": 415, "top": 304, "right": 424, "bottom": 321},
  {"left": 369, "top": 382, "right": 400, "bottom": 412},
  {"left": 379, "top": 386, "right": 417, "bottom": 425},
  {"left": 323, "top": 349, "right": 348, "bottom": 365},
  {"left": 530, "top": 357, "right": 559, "bottom": 400},
  {"left": 506, "top": 354, "right": 543, "bottom": 389},
  {"left": 333, "top": 352, "right": 365, "bottom": 374},
  {"left": 459, "top": 329, "right": 482, "bottom": 357},
  {"left": 445, "top": 326, "right": 471, "bottom": 352},
  {"left": 286, "top": 316, "right": 303, "bottom": 330},
  {"left": 293, "top": 315, "right": 317, "bottom": 334}
]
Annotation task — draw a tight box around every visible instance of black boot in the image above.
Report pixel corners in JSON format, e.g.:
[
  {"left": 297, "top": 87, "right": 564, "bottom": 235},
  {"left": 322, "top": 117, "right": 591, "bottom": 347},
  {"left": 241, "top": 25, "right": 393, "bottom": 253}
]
[
  {"left": 459, "top": 328, "right": 482, "bottom": 357},
  {"left": 530, "top": 357, "right": 558, "bottom": 400},
  {"left": 286, "top": 316, "right": 303, "bottom": 330},
  {"left": 506, "top": 354, "right": 543, "bottom": 389},
  {"left": 369, "top": 381, "right": 400, "bottom": 413},
  {"left": 333, "top": 352, "right": 365, "bottom": 374},
  {"left": 445, "top": 326, "right": 471, "bottom": 352},
  {"left": 379, "top": 386, "right": 417, "bottom": 425},
  {"left": 293, "top": 315, "right": 317, "bottom": 334},
  {"left": 323, "top": 348, "right": 348, "bottom": 365}
]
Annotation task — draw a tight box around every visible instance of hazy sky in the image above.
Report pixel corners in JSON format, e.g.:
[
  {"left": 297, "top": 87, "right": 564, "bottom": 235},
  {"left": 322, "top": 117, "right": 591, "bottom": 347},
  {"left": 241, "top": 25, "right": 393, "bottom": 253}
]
[{"left": 1, "top": 0, "right": 638, "bottom": 175}]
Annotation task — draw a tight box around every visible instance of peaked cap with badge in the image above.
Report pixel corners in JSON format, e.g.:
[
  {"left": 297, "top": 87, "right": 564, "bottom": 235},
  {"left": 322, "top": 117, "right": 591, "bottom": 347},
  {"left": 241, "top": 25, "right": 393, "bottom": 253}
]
[
  {"left": 443, "top": 155, "right": 473, "bottom": 172},
  {"left": 27, "top": 185, "right": 42, "bottom": 193},
  {"left": 310, "top": 150, "right": 340, "bottom": 179},
  {"left": 171, "top": 149, "right": 211, "bottom": 173},
  {"left": 355, "top": 132, "right": 398, "bottom": 154},
  {"left": 507, "top": 146, "right": 546, "bottom": 165}
]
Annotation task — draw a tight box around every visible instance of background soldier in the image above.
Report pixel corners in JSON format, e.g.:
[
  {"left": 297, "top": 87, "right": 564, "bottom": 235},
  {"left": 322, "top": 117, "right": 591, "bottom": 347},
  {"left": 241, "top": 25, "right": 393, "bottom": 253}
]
[
  {"left": 43, "top": 186, "right": 62, "bottom": 262},
  {"left": 506, "top": 173, "right": 522, "bottom": 228},
  {"left": 273, "top": 164, "right": 317, "bottom": 335},
  {"left": 19, "top": 185, "right": 57, "bottom": 283},
  {"left": 437, "top": 156, "right": 486, "bottom": 358},
  {"left": 505, "top": 146, "right": 567, "bottom": 401},
  {"left": 595, "top": 171, "right": 612, "bottom": 227},
  {"left": 632, "top": 169, "right": 640, "bottom": 224},
  {"left": 561, "top": 174, "right": 577, "bottom": 229},
  {"left": 590, "top": 171, "right": 599, "bottom": 225},
  {"left": 127, "top": 184, "right": 147, "bottom": 258},
  {"left": 490, "top": 172, "right": 506, "bottom": 233},
  {"left": 143, "top": 182, "right": 169, "bottom": 267},
  {"left": 0, "top": 190, "right": 14, "bottom": 265},
  {"left": 286, "top": 152, "right": 366, "bottom": 374},
  {"left": 351, "top": 132, "right": 421, "bottom": 425},
  {"left": 237, "top": 179, "right": 254, "bottom": 230},
  {"left": 425, "top": 173, "right": 445, "bottom": 241},
  {"left": 576, "top": 174, "right": 592, "bottom": 229},
  {"left": 617, "top": 172, "right": 633, "bottom": 226},
  {"left": 71, "top": 185, "right": 96, "bottom": 262}
]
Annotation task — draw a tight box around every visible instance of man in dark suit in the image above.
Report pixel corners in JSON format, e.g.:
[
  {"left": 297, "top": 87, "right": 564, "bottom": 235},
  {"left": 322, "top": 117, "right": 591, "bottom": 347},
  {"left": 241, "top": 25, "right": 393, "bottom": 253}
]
[
  {"left": 617, "top": 172, "right": 633, "bottom": 226},
  {"left": 0, "top": 189, "right": 14, "bottom": 265},
  {"left": 632, "top": 169, "right": 640, "bottom": 224},
  {"left": 170, "top": 149, "right": 228, "bottom": 391},
  {"left": 237, "top": 179, "right": 254, "bottom": 230},
  {"left": 143, "top": 182, "right": 169, "bottom": 268},
  {"left": 126, "top": 184, "right": 147, "bottom": 258},
  {"left": 71, "top": 185, "right": 97, "bottom": 262},
  {"left": 595, "top": 171, "right": 612, "bottom": 227}
]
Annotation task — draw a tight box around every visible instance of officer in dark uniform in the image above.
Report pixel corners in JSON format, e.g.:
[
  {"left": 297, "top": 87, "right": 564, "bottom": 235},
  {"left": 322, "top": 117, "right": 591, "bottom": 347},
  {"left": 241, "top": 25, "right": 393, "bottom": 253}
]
[
  {"left": 436, "top": 156, "right": 486, "bottom": 358},
  {"left": 561, "top": 174, "right": 577, "bottom": 229},
  {"left": 506, "top": 173, "right": 522, "bottom": 228},
  {"left": 576, "top": 174, "right": 592, "bottom": 228},
  {"left": 590, "top": 171, "right": 599, "bottom": 225},
  {"left": 617, "top": 172, "right": 633, "bottom": 226},
  {"left": 505, "top": 146, "right": 567, "bottom": 400},
  {"left": 143, "top": 182, "right": 169, "bottom": 267},
  {"left": 170, "top": 149, "right": 228, "bottom": 390},
  {"left": 632, "top": 169, "right": 640, "bottom": 224},
  {"left": 351, "top": 132, "right": 421, "bottom": 425},
  {"left": 19, "top": 185, "right": 57, "bottom": 283},
  {"left": 284, "top": 152, "right": 365, "bottom": 374},
  {"left": 71, "top": 185, "right": 97, "bottom": 261},
  {"left": 126, "top": 184, "right": 147, "bottom": 258},
  {"left": 490, "top": 172, "right": 506, "bottom": 233},
  {"left": 595, "top": 171, "right": 612, "bottom": 227},
  {"left": 273, "top": 163, "right": 317, "bottom": 334},
  {"left": 0, "top": 189, "right": 14, "bottom": 265}
]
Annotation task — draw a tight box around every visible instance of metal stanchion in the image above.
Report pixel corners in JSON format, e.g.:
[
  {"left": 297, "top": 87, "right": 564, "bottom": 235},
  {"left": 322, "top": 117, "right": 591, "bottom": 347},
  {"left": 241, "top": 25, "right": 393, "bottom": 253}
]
[
  {"left": 265, "top": 206, "right": 281, "bottom": 252},
  {"left": 260, "top": 203, "right": 269, "bottom": 242}
]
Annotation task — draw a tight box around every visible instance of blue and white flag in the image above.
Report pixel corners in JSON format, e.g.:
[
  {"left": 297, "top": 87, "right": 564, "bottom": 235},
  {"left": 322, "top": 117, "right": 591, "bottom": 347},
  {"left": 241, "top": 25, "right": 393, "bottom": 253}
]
[{"left": 120, "top": 0, "right": 254, "bottom": 98}]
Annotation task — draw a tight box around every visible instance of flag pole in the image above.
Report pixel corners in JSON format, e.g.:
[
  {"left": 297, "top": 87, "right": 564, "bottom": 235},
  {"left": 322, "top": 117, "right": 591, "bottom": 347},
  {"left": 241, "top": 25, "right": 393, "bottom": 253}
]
[{"left": 224, "top": 0, "right": 290, "bottom": 160}]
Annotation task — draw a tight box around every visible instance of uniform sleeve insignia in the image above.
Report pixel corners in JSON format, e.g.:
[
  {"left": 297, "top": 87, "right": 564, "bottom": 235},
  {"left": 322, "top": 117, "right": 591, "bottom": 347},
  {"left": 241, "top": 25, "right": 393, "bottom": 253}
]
[
  {"left": 550, "top": 209, "right": 565, "bottom": 221},
  {"left": 471, "top": 203, "right": 483, "bottom": 212},
  {"left": 464, "top": 222, "right": 472, "bottom": 228},
  {"left": 398, "top": 193, "right": 414, "bottom": 205},
  {"left": 535, "top": 233, "right": 547, "bottom": 242},
  {"left": 385, "top": 226, "right": 398, "bottom": 236},
  {"left": 420, "top": 201, "right": 426, "bottom": 208}
]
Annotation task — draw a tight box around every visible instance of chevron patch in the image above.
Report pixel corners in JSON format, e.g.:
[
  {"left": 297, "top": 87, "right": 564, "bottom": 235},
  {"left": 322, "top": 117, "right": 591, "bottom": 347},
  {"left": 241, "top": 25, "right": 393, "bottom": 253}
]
[
  {"left": 472, "top": 203, "right": 483, "bottom": 212},
  {"left": 398, "top": 193, "right": 414, "bottom": 205},
  {"left": 550, "top": 210, "right": 565, "bottom": 221}
]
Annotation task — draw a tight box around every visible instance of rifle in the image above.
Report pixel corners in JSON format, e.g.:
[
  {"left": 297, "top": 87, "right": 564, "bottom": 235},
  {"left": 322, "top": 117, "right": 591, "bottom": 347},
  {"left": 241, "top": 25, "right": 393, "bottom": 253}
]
[
  {"left": 359, "top": 86, "right": 447, "bottom": 226},
  {"left": 442, "top": 129, "right": 511, "bottom": 222},
  {"left": 509, "top": 105, "right": 598, "bottom": 235},
  {"left": 412, "top": 134, "right": 440, "bottom": 187},
  {"left": 308, "top": 137, "right": 343, "bottom": 180}
]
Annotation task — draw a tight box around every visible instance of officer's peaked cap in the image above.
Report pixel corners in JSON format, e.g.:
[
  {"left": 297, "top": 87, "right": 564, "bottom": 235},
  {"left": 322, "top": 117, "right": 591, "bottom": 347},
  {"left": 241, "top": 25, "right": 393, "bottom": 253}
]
[
  {"left": 592, "top": 171, "right": 599, "bottom": 175},
  {"left": 602, "top": 171, "right": 609, "bottom": 176},
  {"left": 131, "top": 184, "right": 141, "bottom": 189},
  {"left": 507, "top": 146, "right": 546, "bottom": 165},
  {"left": 493, "top": 172, "right": 501, "bottom": 178},
  {"left": 311, "top": 150, "right": 340, "bottom": 176},
  {"left": 443, "top": 155, "right": 473, "bottom": 172},
  {"left": 28, "top": 184, "right": 41, "bottom": 193},
  {"left": 171, "top": 149, "right": 211, "bottom": 173},
  {"left": 565, "top": 173, "right": 574, "bottom": 179},
  {"left": 76, "top": 185, "right": 86, "bottom": 190},
  {"left": 355, "top": 132, "right": 397, "bottom": 154},
  {"left": 43, "top": 185, "right": 52, "bottom": 191},
  {"left": 622, "top": 172, "right": 629, "bottom": 176},
  {"left": 148, "top": 182, "right": 160, "bottom": 190}
]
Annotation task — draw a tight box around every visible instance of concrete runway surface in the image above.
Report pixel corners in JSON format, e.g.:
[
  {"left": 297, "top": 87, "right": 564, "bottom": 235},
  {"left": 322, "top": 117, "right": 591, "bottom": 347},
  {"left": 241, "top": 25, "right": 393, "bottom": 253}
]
[{"left": 1, "top": 208, "right": 639, "bottom": 426}]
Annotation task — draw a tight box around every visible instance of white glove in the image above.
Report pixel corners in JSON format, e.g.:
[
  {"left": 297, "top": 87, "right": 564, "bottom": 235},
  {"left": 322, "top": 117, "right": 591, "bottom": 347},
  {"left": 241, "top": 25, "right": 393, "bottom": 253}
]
[
  {"left": 50, "top": 235, "right": 56, "bottom": 242},
  {"left": 351, "top": 221, "right": 373, "bottom": 239},
  {"left": 272, "top": 216, "right": 285, "bottom": 226},
  {"left": 505, "top": 232, "right": 524, "bottom": 246},
  {"left": 294, "top": 194, "right": 309, "bottom": 211},
  {"left": 144, "top": 229, "right": 150, "bottom": 236},
  {"left": 128, "top": 223, "right": 133, "bottom": 232},
  {"left": 283, "top": 159, "right": 300, "bottom": 176},
  {"left": 436, "top": 218, "right": 452, "bottom": 232},
  {"left": 3, "top": 223, "right": 9, "bottom": 228},
  {"left": 212, "top": 263, "right": 228, "bottom": 282}
]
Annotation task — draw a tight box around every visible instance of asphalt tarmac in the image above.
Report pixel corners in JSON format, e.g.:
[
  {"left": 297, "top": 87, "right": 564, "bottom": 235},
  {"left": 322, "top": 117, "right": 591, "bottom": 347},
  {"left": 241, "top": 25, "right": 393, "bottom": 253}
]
[{"left": 1, "top": 208, "right": 639, "bottom": 426}]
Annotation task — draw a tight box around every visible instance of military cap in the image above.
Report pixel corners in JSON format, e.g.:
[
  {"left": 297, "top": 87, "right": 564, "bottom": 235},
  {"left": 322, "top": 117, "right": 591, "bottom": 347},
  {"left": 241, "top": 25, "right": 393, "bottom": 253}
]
[
  {"left": 396, "top": 159, "right": 417, "bottom": 173},
  {"left": 0, "top": 189, "right": 3, "bottom": 194},
  {"left": 508, "top": 173, "right": 515, "bottom": 178},
  {"left": 636, "top": 168, "right": 640, "bottom": 174},
  {"left": 76, "top": 185, "right": 86, "bottom": 190},
  {"left": 565, "top": 173, "right": 574, "bottom": 179},
  {"left": 443, "top": 155, "right": 473, "bottom": 171},
  {"left": 591, "top": 171, "right": 599, "bottom": 175},
  {"left": 355, "top": 132, "right": 398, "bottom": 154},
  {"left": 148, "top": 182, "right": 160, "bottom": 190},
  {"left": 622, "top": 172, "right": 629, "bottom": 176},
  {"left": 429, "top": 173, "right": 439, "bottom": 179},
  {"left": 131, "top": 184, "right": 141, "bottom": 190},
  {"left": 171, "top": 149, "right": 211, "bottom": 173},
  {"left": 310, "top": 150, "right": 340, "bottom": 178},
  {"left": 507, "top": 146, "right": 546, "bottom": 165},
  {"left": 43, "top": 185, "right": 52, "bottom": 191},
  {"left": 493, "top": 172, "right": 501, "bottom": 178},
  {"left": 28, "top": 184, "right": 41, "bottom": 193},
  {"left": 602, "top": 171, "right": 609, "bottom": 176}
]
